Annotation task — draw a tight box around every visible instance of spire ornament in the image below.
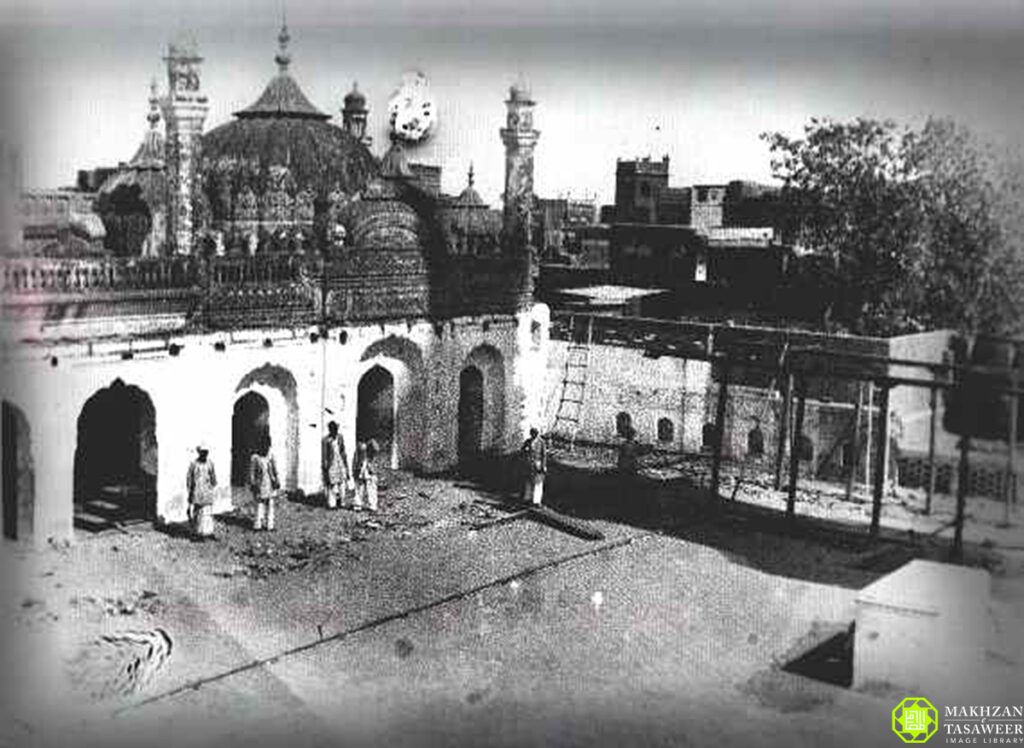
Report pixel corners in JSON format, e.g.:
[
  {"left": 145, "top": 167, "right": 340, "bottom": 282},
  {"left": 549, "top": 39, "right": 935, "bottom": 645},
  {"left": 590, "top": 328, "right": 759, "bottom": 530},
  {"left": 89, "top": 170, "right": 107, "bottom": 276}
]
[
  {"left": 275, "top": 22, "right": 291, "bottom": 73},
  {"left": 147, "top": 78, "right": 161, "bottom": 129}
]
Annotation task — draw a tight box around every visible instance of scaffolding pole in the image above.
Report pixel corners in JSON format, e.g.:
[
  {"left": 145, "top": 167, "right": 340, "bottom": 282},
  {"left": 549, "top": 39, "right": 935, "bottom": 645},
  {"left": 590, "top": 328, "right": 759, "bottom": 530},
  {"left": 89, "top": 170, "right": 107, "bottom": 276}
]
[
  {"left": 870, "top": 384, "right": 890, "bottom": 537},
  {"left": 953, "top": 436, "right": 971, "bottom": 562},
  {"left": 786, "top": 377, "right": 807, "bottom": 520},
  {"left": 710, "top": 358, "right": 730, "bottom": 500},
  {"left": 926, "top": 386, "right": 938, "bottom": 516},
  {"left": 774, "top": 372, "right": 794, "bottom": 492},
  {"left": 846, "top": 382, "right": 864, "bottom": 502}
]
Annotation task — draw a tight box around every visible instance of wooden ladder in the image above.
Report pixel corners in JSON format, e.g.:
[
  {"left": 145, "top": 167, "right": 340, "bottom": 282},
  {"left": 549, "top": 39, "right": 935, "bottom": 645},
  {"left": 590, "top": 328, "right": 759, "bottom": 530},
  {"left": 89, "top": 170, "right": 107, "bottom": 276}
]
[{"left": 553, "top": 315, "right": 593, "bottom": 451}]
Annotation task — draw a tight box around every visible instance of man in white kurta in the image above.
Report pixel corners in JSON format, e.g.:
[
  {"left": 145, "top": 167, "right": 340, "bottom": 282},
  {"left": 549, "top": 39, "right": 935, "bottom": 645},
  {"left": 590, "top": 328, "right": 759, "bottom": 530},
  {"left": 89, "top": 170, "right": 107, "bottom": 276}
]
[
  {"left": 321, "top": 421, "right": 350, "bottom": 510},
  {"left": 249, "top": 437, "right": 280, "bottom": 531},
  {"left": 186, "top": 444, "right": 218, "bottom": 540}
]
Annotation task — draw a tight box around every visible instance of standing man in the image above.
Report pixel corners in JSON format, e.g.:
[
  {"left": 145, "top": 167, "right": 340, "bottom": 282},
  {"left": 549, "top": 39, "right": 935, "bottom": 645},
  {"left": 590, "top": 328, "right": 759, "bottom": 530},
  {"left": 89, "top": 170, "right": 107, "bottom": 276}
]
[
  {"left": 250, "top": 434, "right": 280, "bottom": 531},
  {"left": 186, "top": 443, "right": 218, "bottom": 540},
  {"left": 352, "top": 439, "right": 380, "bottom": 513},
  {"left": 521, "top": 427, "right": 548, "bottom": 506},
  {"left": 321, "top": 421, "right": 350, "bottom": 510}
]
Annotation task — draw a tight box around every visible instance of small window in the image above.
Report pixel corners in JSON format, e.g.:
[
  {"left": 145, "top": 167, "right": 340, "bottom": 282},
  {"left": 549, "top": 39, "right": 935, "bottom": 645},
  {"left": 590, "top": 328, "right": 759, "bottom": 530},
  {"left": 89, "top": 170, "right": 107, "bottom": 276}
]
[
  {"left": 530, "top": 319, "right": 543, "bottom": 349},
  {"left": 616, "top": 412, "right": 633, "bottom": 439},
  {"left": 640, "top": 182, "right": 651, "bottom": 198},
  {"left": 702, "top": 422, "right": 719, "bottom": 450},
  {"left": 657, "top": 418, "right": 674, "bottom": 443},
  {"left": 841, "top": 441, "right": 854, "bottom": 468}
]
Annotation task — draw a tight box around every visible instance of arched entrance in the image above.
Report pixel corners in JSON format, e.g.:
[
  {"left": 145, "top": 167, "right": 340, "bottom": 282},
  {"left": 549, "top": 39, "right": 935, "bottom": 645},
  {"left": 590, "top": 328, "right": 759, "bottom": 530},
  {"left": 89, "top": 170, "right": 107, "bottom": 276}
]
[
  {"left": 232, "top": 391, "right": 270, "bottom": 487},
  {"left": 357, "top": 365, "right": 395, "bottom": 463},
  {"left": 2, "top": 400, "right": 34, "bottom": 541},
  {"left": 73, "top": 379, "right": 157, "bottom": 531},
  {"left": 458, "top": 365, "right": 485, "bottom": 468},
  {"left": 234, "top": 364, "right": 300, "bottom": 491},
  {"left": 462, "top": 345, "right": 507, "bottom": 461}
]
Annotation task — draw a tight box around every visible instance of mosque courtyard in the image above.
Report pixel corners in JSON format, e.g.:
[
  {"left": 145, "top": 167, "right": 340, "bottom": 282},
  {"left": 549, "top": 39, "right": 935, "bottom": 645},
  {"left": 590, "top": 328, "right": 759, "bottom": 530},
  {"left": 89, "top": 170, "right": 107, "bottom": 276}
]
[{"left": 3, "top": 460, "right": 1023, "bottom": 748}]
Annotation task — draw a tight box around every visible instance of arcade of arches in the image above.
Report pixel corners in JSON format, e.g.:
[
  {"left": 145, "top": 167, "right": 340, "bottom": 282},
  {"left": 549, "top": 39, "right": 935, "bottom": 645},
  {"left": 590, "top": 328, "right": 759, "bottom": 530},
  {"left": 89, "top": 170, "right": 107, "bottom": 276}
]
[{"left": 0, "top": 306, "right": 552, "bottom": 544}]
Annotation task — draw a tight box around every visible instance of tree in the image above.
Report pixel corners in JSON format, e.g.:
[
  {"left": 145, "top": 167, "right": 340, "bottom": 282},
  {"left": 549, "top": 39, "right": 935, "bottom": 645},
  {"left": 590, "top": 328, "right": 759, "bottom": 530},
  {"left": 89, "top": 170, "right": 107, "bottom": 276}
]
[{"left": 763, "top": 117, "right": 1024, "bottom": 336}]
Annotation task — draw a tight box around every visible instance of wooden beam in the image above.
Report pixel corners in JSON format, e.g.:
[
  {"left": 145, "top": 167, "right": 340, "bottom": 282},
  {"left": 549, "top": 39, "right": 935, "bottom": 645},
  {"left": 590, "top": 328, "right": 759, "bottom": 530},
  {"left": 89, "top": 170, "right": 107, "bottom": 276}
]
[
  {"left": 774, "top": 371, "right": 794, "bottom": 492},
  {"left": 865, "top": 382, "right": 874, "bottom": 488},
  {"left": 926, "top": 386, "right": 938, "bottom": 516},
  {"left": 846, "top": 381, "right": 864, "bottom": 503},
  {"left": 787, "top": 377, "right": 807, "bottom": 520},
  {"left": 870, "top": 384, "right": 890, "bottom": 537},
  {"left": 526, "top": 504, "right": 605, "bottom": 541},
  {"left": 1007, "top": 386, "right": 1018, "bottom": 524},
  {"left": 953, "top": 436, "right": 970, "bottom": 562}
]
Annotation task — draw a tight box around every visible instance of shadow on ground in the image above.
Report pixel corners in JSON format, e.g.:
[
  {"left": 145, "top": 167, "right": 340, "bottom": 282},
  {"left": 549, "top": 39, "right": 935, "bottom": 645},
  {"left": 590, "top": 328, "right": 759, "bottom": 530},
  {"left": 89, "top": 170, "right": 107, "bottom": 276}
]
[{"left": 459, "top": 451, "right": 1003, "bottom": 589}]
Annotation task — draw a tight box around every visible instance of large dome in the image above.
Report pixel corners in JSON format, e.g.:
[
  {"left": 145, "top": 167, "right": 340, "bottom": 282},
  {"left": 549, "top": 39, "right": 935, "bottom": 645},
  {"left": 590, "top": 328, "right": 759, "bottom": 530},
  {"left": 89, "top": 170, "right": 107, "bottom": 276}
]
[{"left": 198, "top": 26, "right": 379, "bottom": 252}]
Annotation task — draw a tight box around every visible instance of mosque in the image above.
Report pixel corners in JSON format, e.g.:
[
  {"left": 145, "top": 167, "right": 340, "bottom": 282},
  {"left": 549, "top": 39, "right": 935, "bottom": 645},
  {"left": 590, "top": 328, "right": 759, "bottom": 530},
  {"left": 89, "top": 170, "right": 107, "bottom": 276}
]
[{"left": 0, "top": 25, "right": 550, "bottom": 545}]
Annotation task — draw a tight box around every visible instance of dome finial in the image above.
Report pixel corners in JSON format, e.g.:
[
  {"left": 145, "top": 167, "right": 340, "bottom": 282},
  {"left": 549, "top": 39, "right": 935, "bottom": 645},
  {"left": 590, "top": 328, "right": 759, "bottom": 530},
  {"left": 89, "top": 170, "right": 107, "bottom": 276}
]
[
  {"left": 147, "top": 77, "right": 161, "bottom": 129},
  {"left": 468, "top": 162, "right": 475, "bottom": 188},
  {"left": 275, "top": 19, "right": 291, "bottom": 73}
]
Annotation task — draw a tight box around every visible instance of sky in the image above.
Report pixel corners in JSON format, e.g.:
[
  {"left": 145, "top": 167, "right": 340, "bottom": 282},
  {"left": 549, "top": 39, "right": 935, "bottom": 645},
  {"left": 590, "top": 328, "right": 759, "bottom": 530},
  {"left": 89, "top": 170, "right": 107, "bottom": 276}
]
[{"left": 2, "top": 0, "right": 1023, "bottom": 206}]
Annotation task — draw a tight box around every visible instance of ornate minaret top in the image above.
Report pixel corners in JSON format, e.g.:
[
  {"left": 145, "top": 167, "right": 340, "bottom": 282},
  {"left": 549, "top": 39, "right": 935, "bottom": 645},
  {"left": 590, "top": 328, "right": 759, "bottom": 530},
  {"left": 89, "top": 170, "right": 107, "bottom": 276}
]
[
  {"left": 500, "top": 77, "right": 540, "bottom": 252},
  {"left": 163, "top": 33, "right": 209, "bottom": 255},
  {"left": 342, "top": 81, "right": 371, "bottom": 147}
]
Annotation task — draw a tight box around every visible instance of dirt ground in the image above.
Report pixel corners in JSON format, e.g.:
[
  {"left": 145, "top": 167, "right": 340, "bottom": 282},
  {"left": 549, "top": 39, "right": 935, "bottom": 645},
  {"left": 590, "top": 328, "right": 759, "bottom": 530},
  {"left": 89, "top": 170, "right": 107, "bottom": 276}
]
[{"left": 2, "top": 456, "right": 1021, "bottom": 748}]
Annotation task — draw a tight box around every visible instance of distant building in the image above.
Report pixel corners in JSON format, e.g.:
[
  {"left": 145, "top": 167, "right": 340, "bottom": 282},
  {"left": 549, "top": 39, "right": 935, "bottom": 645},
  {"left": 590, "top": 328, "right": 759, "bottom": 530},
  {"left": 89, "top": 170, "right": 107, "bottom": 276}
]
[
  {"left": 614, "top": 156, "right": 669, "bottom": 224},
  {"left": 18, "top": 189, "right": 107, "bottom": 256},
  {"left": 689, "top": 184, "right": 727, "bottom": 231},
  {"left": 533, "top": 196, "right": 599, "bottom": 259}
]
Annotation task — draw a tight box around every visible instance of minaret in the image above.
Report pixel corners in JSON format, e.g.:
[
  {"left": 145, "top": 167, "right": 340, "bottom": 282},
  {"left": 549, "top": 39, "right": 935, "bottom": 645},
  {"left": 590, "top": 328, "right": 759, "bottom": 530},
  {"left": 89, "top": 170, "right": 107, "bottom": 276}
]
[
  {"left": 163, "top": 33, "right": 209, "bottom": 255},
  {"left": 342, "top": 82, "right": 371, "bottom": 147},
  {"left": 499, "top": 78, "right": 540, "bottom": 252}
]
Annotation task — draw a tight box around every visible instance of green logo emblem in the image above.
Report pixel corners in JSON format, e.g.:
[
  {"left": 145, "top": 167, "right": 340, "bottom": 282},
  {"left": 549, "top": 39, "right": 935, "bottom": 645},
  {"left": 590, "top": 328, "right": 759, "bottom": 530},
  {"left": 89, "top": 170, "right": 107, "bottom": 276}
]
[{"left": 893, "top": 697, "right": 938, "bottom": 743}]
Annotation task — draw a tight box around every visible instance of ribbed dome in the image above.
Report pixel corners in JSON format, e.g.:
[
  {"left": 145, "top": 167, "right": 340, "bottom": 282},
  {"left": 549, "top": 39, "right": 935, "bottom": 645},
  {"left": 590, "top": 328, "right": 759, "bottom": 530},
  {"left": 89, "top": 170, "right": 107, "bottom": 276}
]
[{"left": 201, "top": 117, "right": 377, "bottom": 199}]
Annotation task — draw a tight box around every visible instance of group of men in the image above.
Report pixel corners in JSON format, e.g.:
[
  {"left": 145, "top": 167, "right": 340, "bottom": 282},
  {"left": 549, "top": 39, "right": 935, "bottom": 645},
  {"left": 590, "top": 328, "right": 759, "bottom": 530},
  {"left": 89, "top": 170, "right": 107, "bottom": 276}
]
[
  {"left": 184, "top": 420, "right": 381, "bottom": 540},
  {"left": 186, "top": 422, "right": 601, "bottom": 541},
  {"left": 321, "top": 421, "right": 381, "bottom": 513}
]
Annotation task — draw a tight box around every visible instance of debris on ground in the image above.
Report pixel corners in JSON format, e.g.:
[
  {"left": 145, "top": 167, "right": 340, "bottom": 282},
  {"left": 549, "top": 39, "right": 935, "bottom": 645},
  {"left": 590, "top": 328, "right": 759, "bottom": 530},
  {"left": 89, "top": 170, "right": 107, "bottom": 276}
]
[{"left": 70, "top": 589, "right": 165, "bottom": 618}]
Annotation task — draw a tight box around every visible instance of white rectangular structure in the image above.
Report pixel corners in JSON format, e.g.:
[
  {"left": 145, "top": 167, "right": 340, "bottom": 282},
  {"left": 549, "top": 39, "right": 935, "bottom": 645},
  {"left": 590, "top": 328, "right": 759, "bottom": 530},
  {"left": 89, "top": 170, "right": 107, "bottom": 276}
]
[{"left": 853, "top": 559, "right": 992, "bottom": 692}]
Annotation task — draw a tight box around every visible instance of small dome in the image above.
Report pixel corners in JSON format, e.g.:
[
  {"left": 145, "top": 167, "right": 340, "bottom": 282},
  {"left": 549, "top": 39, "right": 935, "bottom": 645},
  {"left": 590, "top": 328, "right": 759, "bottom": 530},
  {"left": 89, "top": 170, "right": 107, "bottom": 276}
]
[
  {"left": 344, "top": 82, "right": 367, "bottom": 110},
  {"left": 347, "top": 177, "right": 423, "bottom": 250},
  {"left": 509, "top": 77, "right": 532, "bottom": 103},
  {"left": 453, "top": 164, "right": 486, "bottom": 208}
]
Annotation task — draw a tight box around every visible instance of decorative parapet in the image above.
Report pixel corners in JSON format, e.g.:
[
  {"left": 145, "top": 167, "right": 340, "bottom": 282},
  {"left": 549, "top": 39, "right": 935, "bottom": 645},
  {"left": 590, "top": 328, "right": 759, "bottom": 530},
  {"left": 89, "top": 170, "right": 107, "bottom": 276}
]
[
  {"left": 1, "top": 250, "right": 534, "bottom": 335},
  {"left": 2, "top": 256, "right": 198, "bottom": 296}
]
